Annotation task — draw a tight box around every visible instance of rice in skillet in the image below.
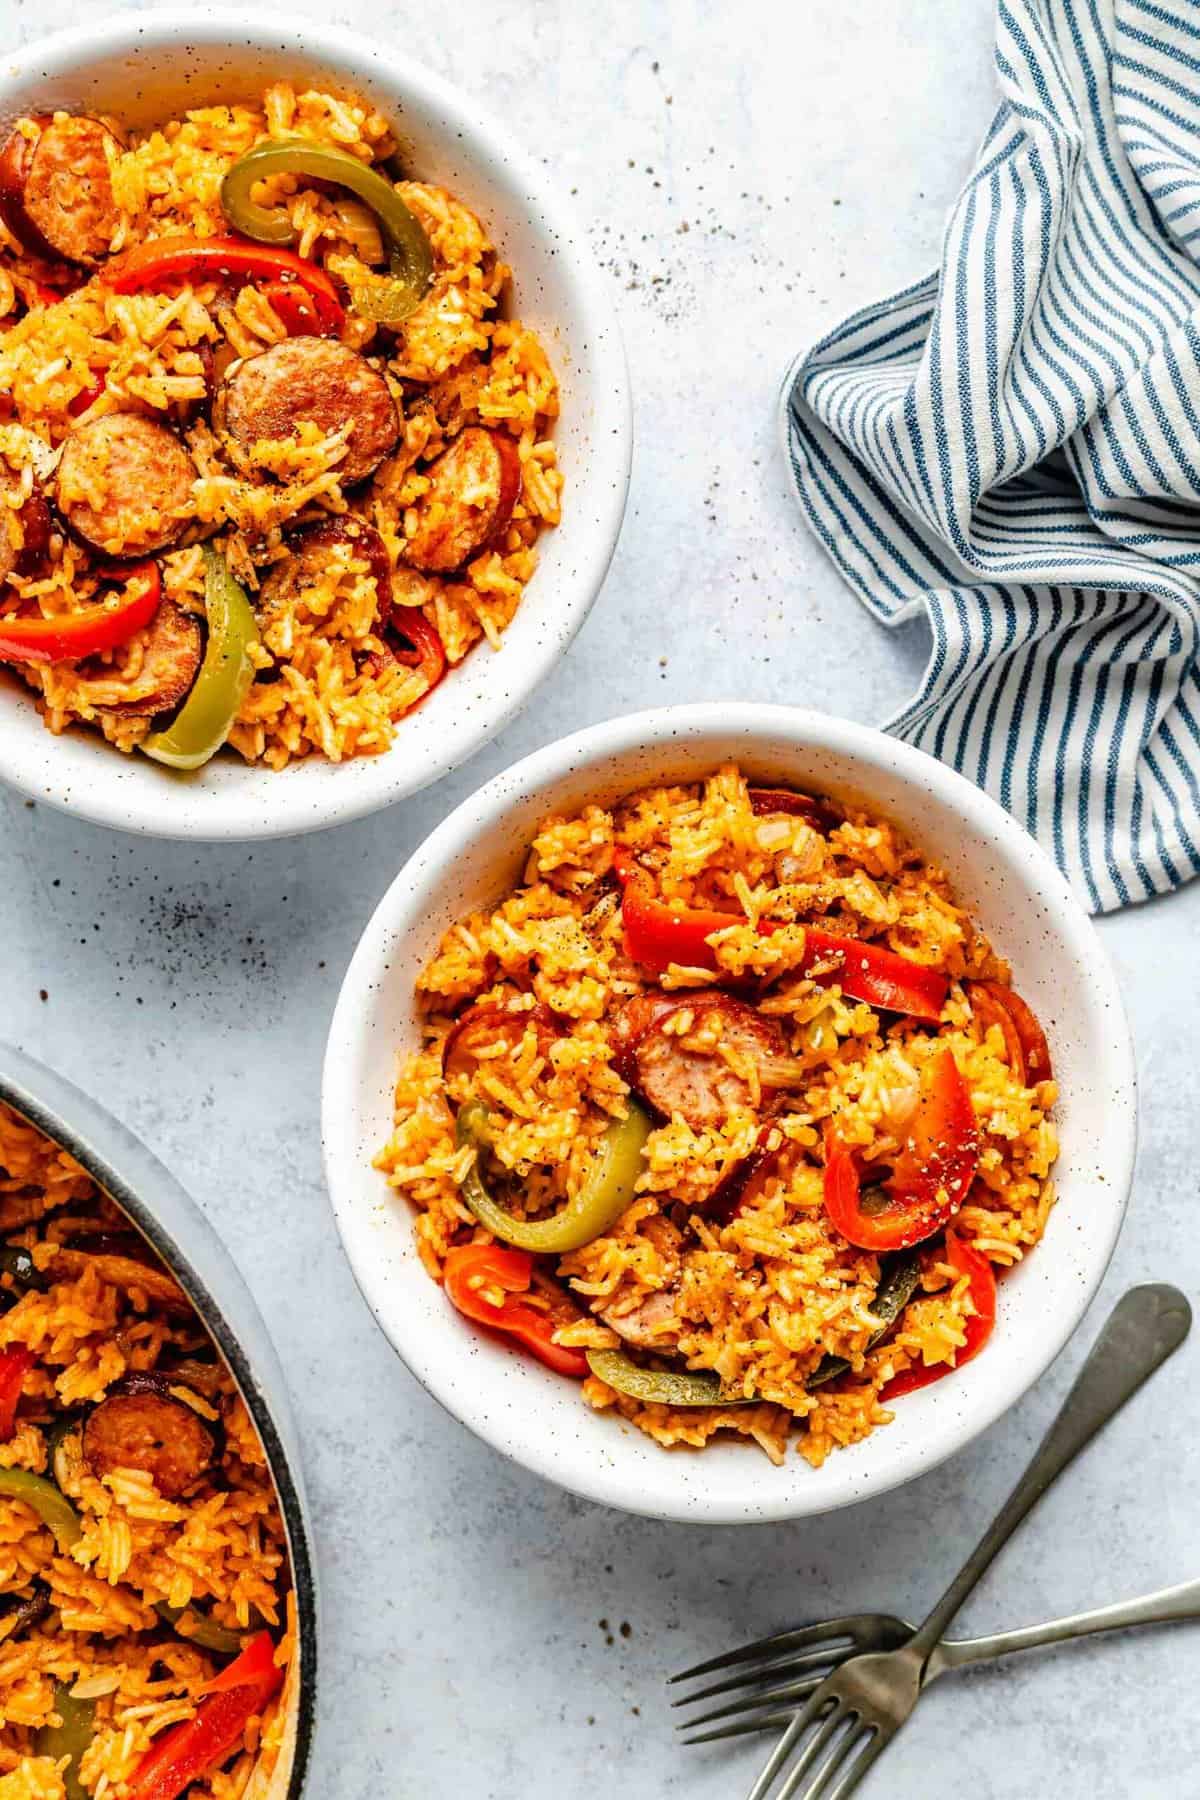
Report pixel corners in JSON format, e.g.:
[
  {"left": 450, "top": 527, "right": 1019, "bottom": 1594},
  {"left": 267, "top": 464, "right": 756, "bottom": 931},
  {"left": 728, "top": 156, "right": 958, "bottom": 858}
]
[
  {"left": 0, "top": 1102, "right": 294, "bottom": 1798},
  {"left": 377, "top": 764, "right": 1059, "bottom": 1466}
]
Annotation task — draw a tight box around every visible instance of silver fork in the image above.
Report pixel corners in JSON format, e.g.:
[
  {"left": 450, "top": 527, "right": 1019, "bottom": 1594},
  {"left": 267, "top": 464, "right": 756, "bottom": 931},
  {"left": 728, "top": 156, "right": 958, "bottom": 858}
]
[
  {"left": 742, "top": 1282, "right": 1191, "bottom": 1800},
  {"left": 673, "top": 1575, "right": 1200, "bottom": 1742}
]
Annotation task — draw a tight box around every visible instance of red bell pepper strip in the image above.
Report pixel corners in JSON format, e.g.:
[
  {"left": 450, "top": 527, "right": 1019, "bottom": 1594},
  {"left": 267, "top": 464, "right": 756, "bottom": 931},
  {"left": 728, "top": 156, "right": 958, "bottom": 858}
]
[
  {"left": 0, "top": 562, "right": 161, "bottom": 666},
  {"left": 125, "top": 1631, "right": 282, "bottom": 1800},
  {"left": 67, "top": 378, "right": 106, "bottom": 418},
  {"left": 389, "top": 606, "right": 447, "bottom": 701},
  {"left": 106, "top": 235, "right": 344, "bottom": 335},
  {"left": 613, "top": 847, "right": 948, "bottom": 1018},
  {"left": 799, "top": 929, "right": 948, "bottom": 1022},
  {"left": 879, "top": 1230, "right": 997, "bottom": 1400},
  {"left": 260, "top": 278, "right": 324, "bottom": 336},
  {"left": 443, "top": 1244, "right": 588, "bottom": 1378},
  {"left": 824, "top": 1048, "right": 979, "bottom": 1252},
  {"left": 0, "top": 1348, "right": 33, "bottom": 1440},
  {"left": 970, "top": 980, "right": 1052, "bottom": 1084},
  {"left": 613, "top": 848, "right": 736, "bottom": 975},
  {"left": 967, "top": 980, "right": 1024, "bottom": 1076}
]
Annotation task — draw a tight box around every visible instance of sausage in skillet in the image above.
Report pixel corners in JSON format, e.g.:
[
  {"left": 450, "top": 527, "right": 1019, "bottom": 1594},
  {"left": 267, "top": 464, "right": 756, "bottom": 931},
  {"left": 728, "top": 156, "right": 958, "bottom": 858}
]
[{"left": 82, "top": 1376, "right": 217, "bottom": 1499}]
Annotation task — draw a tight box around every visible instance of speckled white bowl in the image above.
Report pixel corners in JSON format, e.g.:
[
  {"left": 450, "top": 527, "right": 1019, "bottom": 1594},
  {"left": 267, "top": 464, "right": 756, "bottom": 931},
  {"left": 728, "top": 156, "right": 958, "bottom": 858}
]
[
  {"left": 0, "top": 10, "right": 630, "bottom": 839},
  {"left": 322, "top": 705, "right": 1137, "bottom": 1523}
]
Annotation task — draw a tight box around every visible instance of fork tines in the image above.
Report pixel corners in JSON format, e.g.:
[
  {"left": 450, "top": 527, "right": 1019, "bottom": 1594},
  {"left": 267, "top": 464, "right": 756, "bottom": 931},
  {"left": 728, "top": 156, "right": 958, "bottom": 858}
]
[
  {"left": 670, "top": 1616, "right": 870, "bottom": 1686},
  {"left": 669, "top": 1614, "right": 908, "bottom": 1748}
]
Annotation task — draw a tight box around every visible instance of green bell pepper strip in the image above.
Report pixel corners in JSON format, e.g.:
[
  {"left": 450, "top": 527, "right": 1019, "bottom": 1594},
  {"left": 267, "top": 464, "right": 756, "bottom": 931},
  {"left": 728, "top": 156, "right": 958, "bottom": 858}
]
[
  {"left": 0, "top": 1468, "right": 81, "bottom": 1551},
  {"left": 806, "top": 1249, "right": 923, "bottom": 1390},
  {"left": 220, "top": 138, "right": 434, "bottom": 324},
  {"left": 455, "top": 1099, "right": 652, "bottom": 1254},
  {"left": 155, "top": 1601, "right": 247, "bottom": 1657},
  {"left": 586, "top": 1348, "right": 751, "bottom": 1408},
  {"left": 140, "top": 548, "right": 259, "bottom": 771},
  {"left": 35, "top": 1684, "right": 95, "bottom": 1800}
]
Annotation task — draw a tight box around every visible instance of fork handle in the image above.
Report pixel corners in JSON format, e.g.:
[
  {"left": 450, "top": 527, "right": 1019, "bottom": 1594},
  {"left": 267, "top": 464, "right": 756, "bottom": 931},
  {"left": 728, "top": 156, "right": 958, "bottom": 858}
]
[
  {"left": 908, "top": 1284, "right": 1191, "bottom": 1661},
  {"left": 928, "top": 1574, "right": 1200, "bottom": 1678}
]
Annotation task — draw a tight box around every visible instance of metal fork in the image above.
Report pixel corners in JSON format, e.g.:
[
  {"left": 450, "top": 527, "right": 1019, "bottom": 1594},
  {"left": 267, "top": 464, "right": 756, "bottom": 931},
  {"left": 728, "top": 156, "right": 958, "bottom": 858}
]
[
  {"left": 740, "top": 1283, "right": 1191, "bottom": 1800},
  {"left": 673, "top": 1574, "right": 1200, "bottom": 1742}
]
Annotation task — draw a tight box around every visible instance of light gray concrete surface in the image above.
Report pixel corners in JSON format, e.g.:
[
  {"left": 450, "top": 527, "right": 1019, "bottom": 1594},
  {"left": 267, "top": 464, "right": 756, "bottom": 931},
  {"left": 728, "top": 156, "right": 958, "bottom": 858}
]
[{"left": 3, "top": 2, "right": 1199, "bottom": 1794}]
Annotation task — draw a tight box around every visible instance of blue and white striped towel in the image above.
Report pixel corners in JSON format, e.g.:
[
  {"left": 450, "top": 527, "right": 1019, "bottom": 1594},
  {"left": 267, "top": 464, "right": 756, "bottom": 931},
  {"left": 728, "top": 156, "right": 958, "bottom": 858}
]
[{"left": 783, "top": 0, "right": 1200, "bottom": 912}]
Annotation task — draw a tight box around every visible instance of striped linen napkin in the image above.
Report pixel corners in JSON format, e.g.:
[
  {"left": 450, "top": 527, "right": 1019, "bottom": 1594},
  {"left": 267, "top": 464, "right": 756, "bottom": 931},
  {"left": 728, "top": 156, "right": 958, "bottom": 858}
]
[{"left": 782, "top": 0, "right": 1200, "bottom": 912}]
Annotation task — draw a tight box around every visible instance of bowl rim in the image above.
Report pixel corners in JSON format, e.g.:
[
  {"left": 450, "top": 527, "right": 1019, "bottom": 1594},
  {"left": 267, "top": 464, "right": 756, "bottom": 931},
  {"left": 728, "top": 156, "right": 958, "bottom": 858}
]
[
  {"left": 0, "top": 1046, "right": 318, "bottom": 1792},
  {"left": 321, "top": 701, "right": 1138, "bottom": 1524},
  {"left": 0, "top": 7, "right": 632, "bottom": 841}
]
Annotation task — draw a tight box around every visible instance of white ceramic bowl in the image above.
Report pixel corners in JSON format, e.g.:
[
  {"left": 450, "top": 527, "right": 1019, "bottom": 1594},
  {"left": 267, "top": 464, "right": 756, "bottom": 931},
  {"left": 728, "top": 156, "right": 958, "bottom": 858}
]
[
  {"left": 0, "top": 10, "right": 630, "bottom": 840},
  {"left": 322, "top": 705, "right": 1137, "bottom": 1523}
]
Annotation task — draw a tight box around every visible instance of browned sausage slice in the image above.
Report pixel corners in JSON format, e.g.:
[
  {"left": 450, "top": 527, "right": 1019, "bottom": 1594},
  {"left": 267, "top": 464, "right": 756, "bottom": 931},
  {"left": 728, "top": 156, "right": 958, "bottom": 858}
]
[
  {"left": 442, "top": 1000, "right": 559, "bottom": 1084},
  {"left": 55, "top": 414, "right": 197, "bottom": 557},
  {"left": 0, "top": 115, "right": 122, "bottom": 265},
  {"left": 611, "top": 990, "right": 682, "bottom": 1085},
  {"left": 0, "top": 479, "right": 51, "bottom": 586},
  {"left": 93, "top": 600, "right": 202, "bottom": 716},
  {"left": 83, "top": 1387, "right": 216, "bottom": 1498},
  {"left": 259, "top": 516, "right": 393, "bottom": 625},
  {"left": 402, "top": 427, "right": 521, "bottom": 572},
  {"left": 599, "top": 1287, "right": 682, "bottom": 1350},
  {"left": 597, "top": 1219, "right": 683, "bottom": 1348},
  {"left": 629, "top": 993, "right": 786, "bottom": 1129},
  {"left": 215, "top": 339, "right": 400, "bottom": 487}
]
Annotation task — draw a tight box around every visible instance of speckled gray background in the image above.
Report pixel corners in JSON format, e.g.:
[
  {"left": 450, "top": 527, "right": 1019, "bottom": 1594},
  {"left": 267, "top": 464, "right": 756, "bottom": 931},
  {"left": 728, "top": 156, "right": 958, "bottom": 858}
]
[{"left": 2, "top": 1, "right": 1199, "bottom": 1794}]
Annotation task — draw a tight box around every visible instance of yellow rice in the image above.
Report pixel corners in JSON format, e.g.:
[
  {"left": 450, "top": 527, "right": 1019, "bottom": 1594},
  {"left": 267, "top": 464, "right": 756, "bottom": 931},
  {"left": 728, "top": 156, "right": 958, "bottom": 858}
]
[
  {"left": 377, "top": 764, "right": 1059, "bottom": 1467},
  {"left": 0, "top": 1103, "right": 293, "bottom": 1798},
  {"left": 0, "top": 84, "right": 561, "bottom": 769}
]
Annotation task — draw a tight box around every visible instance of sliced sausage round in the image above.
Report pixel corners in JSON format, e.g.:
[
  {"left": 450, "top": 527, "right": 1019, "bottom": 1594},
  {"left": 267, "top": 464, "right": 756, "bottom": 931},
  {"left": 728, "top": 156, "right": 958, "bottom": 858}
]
[
  {"left": 0, "top": 115, "right": 122, "bottom": 265},
  {"left": 627, "top": 993, "right": 785, "bottom": 1129},
  {"left": 0, "top": 479, "right": 51, "bottom": 586},
  {"left": 259, "top": 516, "right": 392, "bottom": 622},
  {"left": 94, "top": 599, "right": 202, "bottom": 716},
  {"left": 215, "top": 339, "right": 400, "bottom": 487},
  {"left": 402, "top": 427, "right": 521, "bottom": 572},
  {"left": 611, "top": 990, "right": 681, "bottom": 1085},
  {"left": 598, "top": 1218, "right": 683, "bottom": 1348},
  {"left": 55, "top": 414, "right": 197, "bottom": 557},
  {"left": 442, "top": 1000, "right": 558, "bottom": 1085},
  {"left": 82, "top": 1387, "right": 216, "bottom": 1498}
]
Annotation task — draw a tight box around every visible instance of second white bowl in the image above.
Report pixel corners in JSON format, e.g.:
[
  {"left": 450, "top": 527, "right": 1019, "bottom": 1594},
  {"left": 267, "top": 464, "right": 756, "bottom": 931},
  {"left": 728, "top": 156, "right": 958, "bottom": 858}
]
[{"left": 322, "top": 704, "right": 1137, "bottom": 1523}]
